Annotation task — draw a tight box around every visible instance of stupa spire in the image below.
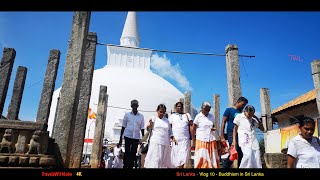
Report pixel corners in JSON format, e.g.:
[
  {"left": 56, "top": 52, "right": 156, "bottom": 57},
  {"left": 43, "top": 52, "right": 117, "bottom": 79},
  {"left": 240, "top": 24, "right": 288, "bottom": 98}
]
[{"left": 120, "top": 11, "right": 140, "bottom": 47}]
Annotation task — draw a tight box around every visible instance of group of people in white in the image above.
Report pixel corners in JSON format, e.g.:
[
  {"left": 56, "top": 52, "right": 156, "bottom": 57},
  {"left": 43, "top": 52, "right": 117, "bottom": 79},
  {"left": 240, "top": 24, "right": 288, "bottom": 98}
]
[
  {"left": 103, "top": 97, "right": 320, "bottom": 168},
  {"left": 103, "top": 143, "right": 124, "bottom": 168}
]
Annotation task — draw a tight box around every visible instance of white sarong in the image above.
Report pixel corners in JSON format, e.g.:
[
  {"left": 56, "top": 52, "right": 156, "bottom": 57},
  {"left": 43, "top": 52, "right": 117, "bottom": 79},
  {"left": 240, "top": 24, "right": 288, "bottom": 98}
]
[
  {"left": 239, "top": 146, "right": 262, "bottom": 168},
  {"left": 171, "top": 138, "right": 190, "bottom": 167},
  {"left": 144, "top": 141, "right": 173, "bottom": 168}
]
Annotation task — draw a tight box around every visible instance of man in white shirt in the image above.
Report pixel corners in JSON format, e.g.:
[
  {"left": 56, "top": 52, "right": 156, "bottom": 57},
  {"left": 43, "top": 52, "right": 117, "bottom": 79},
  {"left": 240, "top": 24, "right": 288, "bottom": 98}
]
[{"left": 119, "top": 99, "right": 145, "bottom": 169}]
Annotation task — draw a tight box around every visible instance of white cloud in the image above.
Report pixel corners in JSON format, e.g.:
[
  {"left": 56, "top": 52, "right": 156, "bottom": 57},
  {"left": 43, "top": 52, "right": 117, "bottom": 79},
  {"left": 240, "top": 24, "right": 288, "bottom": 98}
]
[
  {"left": 151, "top": 53, "right": 192, "bottom": 91},
  {"left": 0, "top": 40, "right": 7, "bottom": 50}
]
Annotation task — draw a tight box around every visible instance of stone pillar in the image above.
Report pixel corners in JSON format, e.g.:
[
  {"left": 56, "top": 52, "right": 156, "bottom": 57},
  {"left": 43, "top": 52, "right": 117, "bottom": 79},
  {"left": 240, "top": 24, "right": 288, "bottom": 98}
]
[
  {"left": 90, "top": 86, "right": 108, "bottom": 168},
  {"left": 52, "top": 11, "right": 91, "bottom": 167},
  {"left": 0, "top": 48, "right": 16, "bottom": 116},
  {"left": 260, "top": 88, "right": 272, "bottom": 131},
  {"left": 311, "top": 60, "right": 320, "bottom": 116},
  {"left": 225, "top": 44, "right": 242, "bottom": 107},
  {"left": 69, "top": 32, "right": 97, "bottom": 168},
  {"left": 183, "top": 91, "right": 192, "bottom": 168},
  {"left": 7, "top": 66, "right": 27, "bottom": 120},
  {"left": 213, "top": 94, "right": 220, "bottom": 135},
  {"left": 36, "top": 50, "right": 60, "bottom": 124},
  {"left": 184, "top": 91, "right": 191, "bottom": 114}
]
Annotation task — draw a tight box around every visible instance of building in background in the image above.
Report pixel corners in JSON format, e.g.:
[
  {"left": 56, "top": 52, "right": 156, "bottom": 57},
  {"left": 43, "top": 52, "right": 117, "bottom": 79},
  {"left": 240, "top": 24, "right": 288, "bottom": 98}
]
[{"left": 271, "top": 89, "right": 317, "bottom": 128}]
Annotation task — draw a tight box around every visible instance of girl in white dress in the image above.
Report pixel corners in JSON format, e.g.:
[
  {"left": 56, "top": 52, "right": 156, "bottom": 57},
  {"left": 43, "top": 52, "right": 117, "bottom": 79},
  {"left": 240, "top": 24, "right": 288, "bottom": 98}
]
[
  {"left": 144, "top": 104, "right": 177, "bottom": 168},
  {"left": 232, "top": 105, "right": 264, "bottom": 168}
]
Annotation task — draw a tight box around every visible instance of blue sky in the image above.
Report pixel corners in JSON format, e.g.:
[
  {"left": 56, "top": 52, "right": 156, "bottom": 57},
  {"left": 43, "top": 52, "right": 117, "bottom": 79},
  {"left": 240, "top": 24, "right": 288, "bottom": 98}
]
[{"left": 0, "top": 12, "right": 319, "bottom": 123}]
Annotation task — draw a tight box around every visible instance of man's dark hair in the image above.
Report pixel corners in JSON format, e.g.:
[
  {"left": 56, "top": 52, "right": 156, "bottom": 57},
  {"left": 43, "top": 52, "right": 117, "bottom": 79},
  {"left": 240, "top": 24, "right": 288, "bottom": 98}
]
[
  {"left": 237, "top": 97, "right": 248, "bottom": 104},
  {"left": 298, "top": 117, "right": 315, "bottom": 127}
]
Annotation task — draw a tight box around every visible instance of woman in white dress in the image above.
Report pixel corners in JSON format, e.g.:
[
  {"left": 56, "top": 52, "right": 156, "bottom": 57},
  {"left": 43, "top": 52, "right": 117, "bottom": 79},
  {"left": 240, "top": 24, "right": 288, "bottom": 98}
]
[
  {"left": 192, "top": 101, "right": 220, "bottom": 168},
  {"left": 169, "top": 101, "right": 192, "bottom": 168},
  {"left": 232, "top": 105, "right": 264, "bottom": 168},
  {"left": 287, "top": 117, "right": 320, "bottom": 168},
  {"left": 144, "top": 104, "right": 177, "bottom": 168}
]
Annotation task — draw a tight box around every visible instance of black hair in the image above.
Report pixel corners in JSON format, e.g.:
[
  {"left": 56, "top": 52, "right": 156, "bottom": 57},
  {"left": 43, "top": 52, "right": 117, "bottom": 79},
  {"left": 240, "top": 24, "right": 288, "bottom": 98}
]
[
  {"left": 237, "top": 97, "right": 248, "bottom": 104},
  {"left": 175, "top": 102, "right": 183, "bottom": 108},
  {"left": 244, "top": 105, "right": 255, "bottom": 113},
  {"left": 157, "top": 104, "right": 167, "bottom": 111},
  {"left": 298, "top": 117, "right": 315, "bottom": 127}
]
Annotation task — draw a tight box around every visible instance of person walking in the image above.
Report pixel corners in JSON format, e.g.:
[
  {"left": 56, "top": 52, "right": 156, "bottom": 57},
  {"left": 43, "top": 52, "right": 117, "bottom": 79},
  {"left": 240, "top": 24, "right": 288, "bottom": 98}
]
[
  {"left": 119, "top": 99, "right": 145, "bottom": 168},
  {"left": 169, "top": 101, "right": 193, "bottom": 168},
  {"left": 220, "top": 97, "right": 248, "bottom": 168},
  {"left": 144, "top": 104, "right": 176, "bottom": 168},
  {"left": 232, "top": 105, "right": 264, "bottom": 168},
  {"left": 192, "top": 101, "right": 220, "bottom": 168}
]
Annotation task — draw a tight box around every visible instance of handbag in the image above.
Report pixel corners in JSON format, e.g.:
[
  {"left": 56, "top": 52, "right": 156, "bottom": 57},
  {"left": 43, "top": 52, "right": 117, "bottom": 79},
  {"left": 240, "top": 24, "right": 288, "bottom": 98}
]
[
  {"left": 140, "top": 118, "right": 155, "bottom": 154},
  {"left": 140, "top": 142, "right": 149, "bottom": 154}
]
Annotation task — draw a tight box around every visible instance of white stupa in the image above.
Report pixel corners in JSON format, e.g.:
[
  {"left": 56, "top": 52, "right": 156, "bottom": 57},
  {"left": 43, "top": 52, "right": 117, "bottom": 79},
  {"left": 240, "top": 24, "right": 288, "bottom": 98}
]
[{"left": 47, "top": 12, "right": 192, "bottom": 155}]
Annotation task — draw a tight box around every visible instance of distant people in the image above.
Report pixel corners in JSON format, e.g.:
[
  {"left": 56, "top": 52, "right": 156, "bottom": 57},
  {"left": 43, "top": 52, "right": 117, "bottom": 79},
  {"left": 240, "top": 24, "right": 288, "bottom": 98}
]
[
  {"left": 169, "top": 101, "right": 193, "bottom": 168},
  {"left": 233, "top": 105, "right": 264, "bottom": 168},
  {"left": 119, "top": 99, "right": 145, "bottom": 168},
  {"left": 144, "top": 104, "right": 176, "bottom": 168},
  {"left": 192, "top": 101, "right": 220, "bottom": 168},
  {"left": 105, "top": 147, "right": 114, "bottom": 168},
  {"left": 113, "top": 143, "right": 124, "bottom": 168},
  {"left": 220, "top": 97, "right": 248, "bottom": 168},
  {"left": 287, "top": 117, "right": 320, "bottom": 168}
]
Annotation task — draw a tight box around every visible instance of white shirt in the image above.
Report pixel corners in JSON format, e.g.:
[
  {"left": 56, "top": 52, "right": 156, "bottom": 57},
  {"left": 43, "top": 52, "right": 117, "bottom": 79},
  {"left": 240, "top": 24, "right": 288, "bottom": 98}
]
[
  {"left": 193, "top": 112, "right": 215, "bottom": 142},
  {"left": 149, "top": 116, "right": 173, "bottom": 146},
  {"left": 169, "top": 113, "right": 192, "bottom": 140},
  {"left": 233, "top": 112, "right": 260, "bottom": 150},
  {"left": 122, "top": 111, "right": 145, "bottom": 139},
  {"left": 287, "top": 135, "right": 320, "bottom": 168},
  {"left": 114, "top": 146, "right": 122, "bottom": 157}
]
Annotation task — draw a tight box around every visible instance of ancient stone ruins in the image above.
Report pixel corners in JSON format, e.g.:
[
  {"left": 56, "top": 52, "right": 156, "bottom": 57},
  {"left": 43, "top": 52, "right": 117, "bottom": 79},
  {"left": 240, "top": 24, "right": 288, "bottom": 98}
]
[{"left": 0, "top": 11, "right": 319, "bottom": 169}]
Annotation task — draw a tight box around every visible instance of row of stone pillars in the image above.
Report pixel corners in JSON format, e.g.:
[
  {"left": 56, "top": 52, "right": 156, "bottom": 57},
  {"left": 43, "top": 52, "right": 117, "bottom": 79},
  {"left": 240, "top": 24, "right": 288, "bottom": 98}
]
[
  {"left": 0, "top": 11, "right": 107, "bottom": 168},
  {"left": 0, "top": 46, "right": 60, "bottom": 166},
  {"left": 49, "top": 12, "right": 109, "bottom": 168},
  {"left": 49, "top": 11, "right": 108, "bottom": 168},
  {"left": 0, "top": 49, "right": 26, "bottom": 120}
]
